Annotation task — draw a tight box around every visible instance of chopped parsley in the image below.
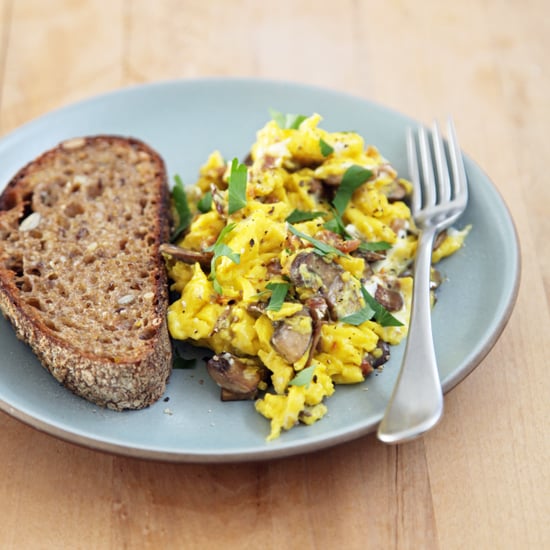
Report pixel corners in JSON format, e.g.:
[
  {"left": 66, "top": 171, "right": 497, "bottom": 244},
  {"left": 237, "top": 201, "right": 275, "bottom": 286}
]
[
  {"left": 340, "top": 304, "right": 376, "bottom": 326},
  {"left": 286, "top": 209, "right": 326, "bottom": 224},
  {"left": 323, "top": 207, "right": 391, "bottom": 253},
  {"left": 205, "top": 223, "right": 240, "bottom": 294},
  {"left": 341, "top": 286, "right": 403, "bottom": 327},
  {"left": 319, "top": 138, "right": 334, "bottom": 157},
  {"left": 171, "top": 174, "right": 192, "bottom": 241},
  {"left": 323, "top": 208, "right": 349, "bottom": 237},
  {"left": 358, "top": 241, "right": 392, "bottom": 252},
  {"left": 265, "top": 282, "right": 290, "bottom": 311},
  {"left": 332, "top": 165, "right": 373, "bottom": 214},
  {"left": 269, "top": 108, "right": 308, "bottom": 130},
  {"left": 288, "top": 365, "right": 316, "bottom": 387},
  {"left": 197, "top": 191, "right": 213, "bottom": 213},
  {"left": 228, "top": 158, "right": 248, "bottom": 214},
  {"left": 361, "top": 286, "right": 403, "bottom": 327},
  {"left": 287, "top": 224, "right": 346, "bottom": 258}
]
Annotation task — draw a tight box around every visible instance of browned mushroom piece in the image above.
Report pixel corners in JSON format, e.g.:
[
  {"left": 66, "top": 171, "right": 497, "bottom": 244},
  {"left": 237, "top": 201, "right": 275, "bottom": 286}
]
[
  {"left": 314, "top": 229, "right": 361, "bottom": 254},
  {"left": 246, "top": 300, "right": 267, "bottom": 319},
  {"left": 159, "top": 243, "right": 213, "bottom": 269},
  {"left": 206, "top": 352, "right": 267, "bottom": 400},
  {"left": 430, "top": 268, "right": 443, "bottom": 290},
  {"left": 210, "top": 184, "right": 227, "bottom": 215},
  {"left": 352, "top": 247, "right": 387, "bottom": 264},
  {"left": 360, "top": 340, "right": 391, "bottom": 376},
  {"left": 266, "top": 257, "right": 283, "bottom": 276},
  {"left": 307, "top": 178, "right": 324, "bottom": 201},
  {"left": 270, "top": 308, "right": 313, "bottom": 364},
  {"left": 289, "top": 252, "right": 363, "bottom": 320},
  {"left": 433, "top": 229, "right": 448, "bottom": 251},
  {"left": 220, "top": 388, "right": 258, "bottom": 402},
  {"left": 382, "top": 179, "right": 409, "bottom": 202},
  {"left": 374, "top": 284, "right": 404, "bottom": 312},
  {"left": 305, "top": 294, "right": 329, "bottom": 323},
  {"left": 289, "top": 251, "right": 342, "bottom": 291},
  {"left": 325, "top": 273, "right": 364, "bottom": 320}
]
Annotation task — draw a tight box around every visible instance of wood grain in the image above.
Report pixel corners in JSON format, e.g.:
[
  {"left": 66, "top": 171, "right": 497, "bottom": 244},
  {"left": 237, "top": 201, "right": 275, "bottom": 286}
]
[{"left": 0, "top": 1, "right": 549, "bottom": 549}]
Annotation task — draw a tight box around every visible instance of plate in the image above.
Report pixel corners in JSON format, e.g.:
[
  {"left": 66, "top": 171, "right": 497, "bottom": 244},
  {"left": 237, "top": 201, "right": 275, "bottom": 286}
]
[{"left": 0, "top": 78, "right": 520, "bottom": 462}]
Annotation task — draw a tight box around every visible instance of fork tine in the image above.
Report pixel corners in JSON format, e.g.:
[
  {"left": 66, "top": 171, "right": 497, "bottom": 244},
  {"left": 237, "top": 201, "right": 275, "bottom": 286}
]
[
  {"left": 447, "top": 118, "right": 468, "bottom": 205},
  {"left": 418, "top": 126, "right": 436, "bottom": 208},
  {"left": 431, "top": 121, "right": 451, "bottom": 203},
  {"left": 406, "top": 128, "right": 422, "bottom": 214}
]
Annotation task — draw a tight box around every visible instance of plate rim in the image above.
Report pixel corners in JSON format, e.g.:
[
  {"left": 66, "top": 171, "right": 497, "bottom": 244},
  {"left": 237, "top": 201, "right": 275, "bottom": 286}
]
[{"left": 0, "top": 77, "right": 522, "bottom": 462}]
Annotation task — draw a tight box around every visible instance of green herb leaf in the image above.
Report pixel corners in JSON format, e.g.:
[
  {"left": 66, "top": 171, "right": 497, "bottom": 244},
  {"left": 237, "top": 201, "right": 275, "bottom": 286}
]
[
  {"left": 266, "top": 282, "right": 290, "bottom": 311},
  {"left": 323, "top": 210, "right": 349, "bottom": 238},
  {"left": 269, "top": 108, "right": 308, "bottom": 130},
  {"left": 197, "top": 191, "right": 213, "bottom": 213},
  {"left": 361, "top": 286, "right": 404, "bottom": 327},
  {"left": 288, "top": 365, "right": 317, "bottom": 387},
  {"left": 332, "top": 165, "right": 373, "bottom": 214},
  {"left": 319, "top": 138, "right": 334, "bottom": 157},
  {"left": 340, "top": 302, "right": 376, "bottom": 326},
  {"left": 228, "top": 158, "right": 248, "bottom": 214},
  {"left": 287, "top": 224, "right": 347, "bottom": 257},
  {"left": 323, "top": 209, "right": 392, "bottom": 255},
  {"left": 205, "top": 223, "right": 237, "bottom": 252},
  {"left": 341, "top": 285, "right": 403, "bottom": 327},
  {"left": 358, "top": 240, "right": 392, "bottom": 252},
  {"left": 214, "top": 243, "right": 240, "bottom": 265},
  {"left": 171, "top": 174, "right": 192, "bottom": 240},
  {"left": 206, "top": 223, "right": 241, "bottom": 294},
  {"left": 286, "top": 209, "right": 326, "bottom": 224}
]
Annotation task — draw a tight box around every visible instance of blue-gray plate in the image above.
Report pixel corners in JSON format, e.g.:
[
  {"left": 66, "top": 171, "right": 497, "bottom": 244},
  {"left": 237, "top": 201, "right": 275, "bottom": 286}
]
[{"left": 0, "top": 79, "right": 520, "bottom": 462}]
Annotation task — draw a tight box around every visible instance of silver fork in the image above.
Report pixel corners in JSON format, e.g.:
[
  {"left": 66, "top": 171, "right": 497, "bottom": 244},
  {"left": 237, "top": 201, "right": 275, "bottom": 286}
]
[{"left": 377, "top": 119, "right": 469, "bottom": 444}]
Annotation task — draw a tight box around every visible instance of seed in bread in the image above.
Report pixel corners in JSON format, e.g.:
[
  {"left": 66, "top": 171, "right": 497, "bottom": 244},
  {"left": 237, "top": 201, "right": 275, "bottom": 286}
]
[{"left": 0, "top": 135, "right": 173, "bottom": 410}]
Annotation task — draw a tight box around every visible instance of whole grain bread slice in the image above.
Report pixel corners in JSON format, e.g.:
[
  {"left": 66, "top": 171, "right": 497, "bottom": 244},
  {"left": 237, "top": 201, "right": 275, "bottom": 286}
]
[{"left": 0, "top": 135, "right": 173, "bottom": 410}]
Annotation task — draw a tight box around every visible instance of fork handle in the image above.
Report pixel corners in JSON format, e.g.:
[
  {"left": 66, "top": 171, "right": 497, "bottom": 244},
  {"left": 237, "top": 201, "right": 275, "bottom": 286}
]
[{"left": 377, "top": 226, "right": 443, "bottom": 443}]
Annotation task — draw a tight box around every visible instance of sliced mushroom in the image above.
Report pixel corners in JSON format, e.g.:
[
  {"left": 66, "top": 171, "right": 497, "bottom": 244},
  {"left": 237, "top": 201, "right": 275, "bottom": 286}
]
[
  {"left": 246, "top": 300, "right": 267, "bottom": 319},
  {"left": 289, "top": 252, "right": 363, "bottom": 320},
  {"left": 159, "top": 243, "right": 213, "bottom": 269},
  {"left": 307, "top": 178, "right": 324, "bottom": 201},
  {"left": 352, "top": 247, "right": 387, "bottom": 264},
  {"left": 359, "top": 357, "right": 375, "bottom": 377},
  {"left": 433, "top": 229, "right": 448, "bottom": 251},
  {"left": 206, "top": 352, "right": 266, "bottom": 399},
  {"left": 266, "top": 257, "right": 283, "bottom": 275},
  {"left": 289, "top": 251, "right": 342, "bottom": 291},
  {"left": 430, "top": 268, "right": 442, "bottom": 290},
  {"left": 360, "top": 340, "right": 391, "bottom": 376},
  {"left": 270, "top": 308, "right": 313, "bottom": 364},
  {"left": 305, "top": 294, "right": 329, "bottom": 323},
  {"left": 325, "top": 273, "right": 364, "bottom": 320},
  {"left": 374, "top": 284, "right": 403, "bottom": 312},
  {"left": 382, "top": 179, "right": 408, "bottom": 202},
  {"left": 210, "top": 183, "right": 227, "bottom": 215},
  {"left": 220, "top": 388, "right": 258, "bottom": 402},
  {"left": 314, "top": 229, "right": 361, "bottom": 254}
]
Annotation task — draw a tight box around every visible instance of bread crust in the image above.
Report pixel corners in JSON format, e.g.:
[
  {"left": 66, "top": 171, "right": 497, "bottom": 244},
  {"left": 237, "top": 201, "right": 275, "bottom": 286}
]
[{"left": 0, "top": 136, "right": 173, "bottom": 410}]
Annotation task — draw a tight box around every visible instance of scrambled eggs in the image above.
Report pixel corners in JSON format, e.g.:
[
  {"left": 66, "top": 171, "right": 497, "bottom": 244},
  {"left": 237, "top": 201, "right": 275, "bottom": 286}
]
[{"left": 164, "top": 113, "right": 469, "bottom": 440}]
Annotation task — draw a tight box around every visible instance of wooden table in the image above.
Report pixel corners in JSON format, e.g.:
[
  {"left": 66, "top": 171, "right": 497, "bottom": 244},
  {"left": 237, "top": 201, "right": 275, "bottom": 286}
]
[{"left": 1, "top": 1, "right": 548, "bottom": 548}]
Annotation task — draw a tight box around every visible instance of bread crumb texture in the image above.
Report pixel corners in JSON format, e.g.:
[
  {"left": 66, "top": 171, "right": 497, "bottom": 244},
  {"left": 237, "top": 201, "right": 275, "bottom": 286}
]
[{"left": 0, "top": 136, "right": 172, "bottom": 409}]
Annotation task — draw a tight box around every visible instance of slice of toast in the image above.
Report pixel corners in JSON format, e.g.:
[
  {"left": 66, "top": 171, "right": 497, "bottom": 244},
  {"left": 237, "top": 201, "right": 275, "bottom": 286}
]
[{"left": 0, "top": 135, "right": 173, "bottom": 410}]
